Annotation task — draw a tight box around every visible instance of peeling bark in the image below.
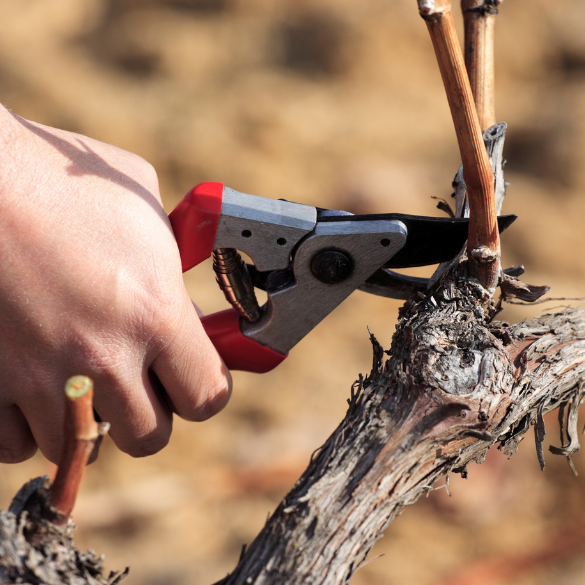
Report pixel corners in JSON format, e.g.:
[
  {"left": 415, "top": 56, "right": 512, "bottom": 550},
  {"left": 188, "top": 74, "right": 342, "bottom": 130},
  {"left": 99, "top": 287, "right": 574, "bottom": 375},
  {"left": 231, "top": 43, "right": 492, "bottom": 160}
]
[
  {"left": 3, "top": 246, "right": 576, "bottom": 585},
  {"left": 2, "top": 265, "right": 584, "bottom": 585},
  {"left": 0, "top": 477, "right": 128, "bottom": 585},
  {"left": 212, "top": 264, "right": 585, "bottom": 585}
]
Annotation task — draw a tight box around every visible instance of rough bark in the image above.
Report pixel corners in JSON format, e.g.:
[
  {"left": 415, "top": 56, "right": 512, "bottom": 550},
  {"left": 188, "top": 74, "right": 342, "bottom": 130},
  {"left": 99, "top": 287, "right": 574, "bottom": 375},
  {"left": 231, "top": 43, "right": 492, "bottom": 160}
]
[
  {"left": 0, "top": 477, "right": 128, "bottom": 585},
  {"left": 2, "top": 119, "right": 578, "bottom": 585},
  {"left": 2, "top": 270, "right": 584, "bottom": 585},
  {"left": 0, "top": 123, "right": 580, "bottom": 585},
  {"left": 212, "top": 268, "right": 585, "bottom": 585}
]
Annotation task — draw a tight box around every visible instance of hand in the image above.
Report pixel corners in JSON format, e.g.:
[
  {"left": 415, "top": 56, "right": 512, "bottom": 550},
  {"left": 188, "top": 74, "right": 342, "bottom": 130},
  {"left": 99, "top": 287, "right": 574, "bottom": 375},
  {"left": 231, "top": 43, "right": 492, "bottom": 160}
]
[{"left": 0, "top": 105, "right": 232, "bottom": 464}]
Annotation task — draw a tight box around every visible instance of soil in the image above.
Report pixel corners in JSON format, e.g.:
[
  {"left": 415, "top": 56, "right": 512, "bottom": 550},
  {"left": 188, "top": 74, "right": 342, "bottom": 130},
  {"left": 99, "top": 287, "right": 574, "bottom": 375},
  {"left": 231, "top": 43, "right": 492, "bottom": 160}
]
[{"left": 1, "top": 1, "right": 585, "bottom": 584}]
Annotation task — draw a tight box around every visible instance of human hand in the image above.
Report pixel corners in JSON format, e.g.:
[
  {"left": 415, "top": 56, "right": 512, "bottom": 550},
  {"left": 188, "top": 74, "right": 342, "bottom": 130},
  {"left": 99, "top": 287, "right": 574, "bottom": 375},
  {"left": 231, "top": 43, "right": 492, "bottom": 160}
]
[{"left": 0, "top": 105, "right": 232, "bottom": 464}]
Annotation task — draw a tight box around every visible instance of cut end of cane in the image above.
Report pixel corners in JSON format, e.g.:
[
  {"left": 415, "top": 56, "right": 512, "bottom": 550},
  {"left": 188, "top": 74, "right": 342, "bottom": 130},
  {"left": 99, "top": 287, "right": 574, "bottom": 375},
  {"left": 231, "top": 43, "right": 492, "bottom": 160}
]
[
  {"left": 418, "top": 0, "right": 450, "bottom": 18},
  {"left": 49, "top": 376, "right": 100, "bottom": 523},
  {"left": 418, "top": 0, "right": 436, "bottom": 14},
  {"left": 65, "top": 376, "right": 93, "bottom": 399}
]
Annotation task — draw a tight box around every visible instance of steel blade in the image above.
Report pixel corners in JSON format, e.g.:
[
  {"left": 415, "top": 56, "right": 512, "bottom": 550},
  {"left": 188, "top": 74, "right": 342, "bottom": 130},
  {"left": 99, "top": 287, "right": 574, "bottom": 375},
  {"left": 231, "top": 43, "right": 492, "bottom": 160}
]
[{"left": 318, "top": 213, "right": 516, "bottom": 268}]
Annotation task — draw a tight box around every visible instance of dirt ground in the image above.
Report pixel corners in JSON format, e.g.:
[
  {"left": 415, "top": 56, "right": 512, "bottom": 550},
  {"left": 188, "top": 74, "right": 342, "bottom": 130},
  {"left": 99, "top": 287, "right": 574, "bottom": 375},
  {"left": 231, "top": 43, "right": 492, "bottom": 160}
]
[{"left": 1, "top": 1, "right": 585, "bottom": 584}]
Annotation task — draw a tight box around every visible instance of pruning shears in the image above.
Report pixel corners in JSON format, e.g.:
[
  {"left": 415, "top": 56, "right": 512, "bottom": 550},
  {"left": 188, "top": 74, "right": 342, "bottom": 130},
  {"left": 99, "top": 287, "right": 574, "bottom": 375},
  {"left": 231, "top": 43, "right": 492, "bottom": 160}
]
[{"left": 169, "top": 182, "right": 515, "bottom": 373}]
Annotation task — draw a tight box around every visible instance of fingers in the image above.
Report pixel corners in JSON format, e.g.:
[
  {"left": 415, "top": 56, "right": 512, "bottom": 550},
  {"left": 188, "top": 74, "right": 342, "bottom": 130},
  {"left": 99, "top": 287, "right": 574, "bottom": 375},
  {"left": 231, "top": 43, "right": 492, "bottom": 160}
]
[
  {"left": 15, "top": 382, "right": 66, "bottom": 465},
  {"left": 0, "top": 405, "right": 37, "bottom": 463},
  {"left": 150, "top": 305, "right": 232, "bottom": 423},
  {"left": 90, "top": 368, "right": 174, "bottom": 459},
  {"left": 14, "top": 364, "right": 173, "bottom": 463},
  {"left": 1, "top": 304, "right": 228, "bottom": 463},
  {"left": 3, "top": 322, "right": 227, "bottom": 463}
]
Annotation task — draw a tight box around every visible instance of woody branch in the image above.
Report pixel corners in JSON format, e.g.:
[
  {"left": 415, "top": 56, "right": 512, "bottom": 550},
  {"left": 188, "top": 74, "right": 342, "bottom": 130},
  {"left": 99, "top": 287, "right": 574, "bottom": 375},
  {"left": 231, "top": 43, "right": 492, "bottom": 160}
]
[
  {"left": 49, "top": 376, "right": 106, "bottom": 523},
  {"left": 418, "top": 0, "right": 500, "bottom": 291},
  {"left": 461, "top": 0, "right": 502, "bottom": 131}
]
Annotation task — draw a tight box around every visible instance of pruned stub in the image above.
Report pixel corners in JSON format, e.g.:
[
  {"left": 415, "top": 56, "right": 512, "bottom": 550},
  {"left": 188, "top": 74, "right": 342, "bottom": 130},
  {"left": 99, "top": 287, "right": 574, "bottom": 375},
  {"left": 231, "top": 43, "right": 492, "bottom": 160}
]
[{"left": 389, "top": 274, "right": 514, "bottom": 411}]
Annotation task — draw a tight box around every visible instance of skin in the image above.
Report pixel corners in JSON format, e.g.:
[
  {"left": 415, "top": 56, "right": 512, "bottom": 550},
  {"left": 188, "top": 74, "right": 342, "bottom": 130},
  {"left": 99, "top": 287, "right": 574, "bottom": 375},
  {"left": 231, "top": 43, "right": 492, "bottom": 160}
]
[{"left": 0, "top": 105, "right": 232, "bottom": 465}]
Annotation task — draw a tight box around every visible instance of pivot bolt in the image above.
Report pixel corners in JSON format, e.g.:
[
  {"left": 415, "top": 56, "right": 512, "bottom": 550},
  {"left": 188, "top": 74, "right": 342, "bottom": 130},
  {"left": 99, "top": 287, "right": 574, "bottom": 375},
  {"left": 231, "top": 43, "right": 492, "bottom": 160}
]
[{"left": 311, "top": 250, "right": 353, "bottom": 284}]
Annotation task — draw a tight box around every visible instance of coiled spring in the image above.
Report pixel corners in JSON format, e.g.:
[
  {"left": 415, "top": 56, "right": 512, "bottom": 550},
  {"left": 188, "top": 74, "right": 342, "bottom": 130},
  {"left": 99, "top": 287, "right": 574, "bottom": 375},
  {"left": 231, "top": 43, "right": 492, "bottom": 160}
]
[{"left": 212, "top": 248, "right": 261, "bottom": 323}]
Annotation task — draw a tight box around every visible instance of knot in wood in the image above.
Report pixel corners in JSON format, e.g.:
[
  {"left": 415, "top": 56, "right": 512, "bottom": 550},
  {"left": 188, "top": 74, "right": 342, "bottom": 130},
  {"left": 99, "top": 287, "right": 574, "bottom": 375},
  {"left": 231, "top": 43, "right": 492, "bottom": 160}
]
[
  {"left": 390, "top": 278, "right": 513, "bottom": 399},
  {"left": 469, "top": 245, "right": 500, "bottom": 263}
]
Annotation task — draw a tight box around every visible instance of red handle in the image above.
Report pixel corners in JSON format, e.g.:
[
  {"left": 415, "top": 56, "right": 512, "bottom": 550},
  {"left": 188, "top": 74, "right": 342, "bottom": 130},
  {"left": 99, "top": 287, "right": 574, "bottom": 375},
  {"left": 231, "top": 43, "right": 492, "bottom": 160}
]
[
  {"left": 201, "top": 309, "right": 287, "bottom": 373},
  {"left": 170, "top": 182, "right": 287, "bottom": 373},
  {"left": 169, "top": 181, "right": 224, "bottom": 272}
]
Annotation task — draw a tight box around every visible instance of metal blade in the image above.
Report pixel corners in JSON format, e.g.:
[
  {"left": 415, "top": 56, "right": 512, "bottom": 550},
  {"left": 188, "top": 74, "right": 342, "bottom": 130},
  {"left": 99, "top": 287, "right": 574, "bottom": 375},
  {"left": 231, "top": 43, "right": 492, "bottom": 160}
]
[
  {"left": 359, "top": 263, "right": 526, "bottom": 300},
  {"left": 247, "top": 265, "right": 270, "bottom": 291},
  {"left": 359, "top": 269, "right": 428, "bottom": 300},
  {"left": 318, "top": 213, "right": 517, "bottom": 268}
]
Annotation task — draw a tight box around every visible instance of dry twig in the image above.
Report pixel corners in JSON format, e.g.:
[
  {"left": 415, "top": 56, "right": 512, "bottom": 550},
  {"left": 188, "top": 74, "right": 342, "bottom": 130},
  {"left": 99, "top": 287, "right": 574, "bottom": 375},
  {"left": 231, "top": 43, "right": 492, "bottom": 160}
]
[
  {"left": 49, "top": 376, "right": 105, "bottom": 523},
  {"left": 417, "top": 0, "right": 500, "bottom": 291},
  {"left": 461, "top": 0, "right": 502, "bottom": 130}
]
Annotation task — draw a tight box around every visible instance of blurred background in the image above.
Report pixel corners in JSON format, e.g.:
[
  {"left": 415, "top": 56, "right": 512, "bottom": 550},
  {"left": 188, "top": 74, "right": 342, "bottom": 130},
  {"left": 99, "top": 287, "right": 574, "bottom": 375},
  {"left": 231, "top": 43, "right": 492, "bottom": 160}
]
[{"left": 1, "top": 0, "right": 585, "bottom": 583}]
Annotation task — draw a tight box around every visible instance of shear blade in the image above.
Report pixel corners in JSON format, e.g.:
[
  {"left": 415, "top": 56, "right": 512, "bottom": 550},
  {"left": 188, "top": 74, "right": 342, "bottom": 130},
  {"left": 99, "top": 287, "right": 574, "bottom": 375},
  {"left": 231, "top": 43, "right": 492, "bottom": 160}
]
[
  {"left": 386, "top": 214, "right": 516, "bottom": 268},
  {"left": 319, "top": 213, "right": 517, "bottom": 268},
  {"left": 359, "top": 270, "right": 429, "bottom": 300},
  {"left": 361, "top": 263, "right": 526, "bottom": 300}
]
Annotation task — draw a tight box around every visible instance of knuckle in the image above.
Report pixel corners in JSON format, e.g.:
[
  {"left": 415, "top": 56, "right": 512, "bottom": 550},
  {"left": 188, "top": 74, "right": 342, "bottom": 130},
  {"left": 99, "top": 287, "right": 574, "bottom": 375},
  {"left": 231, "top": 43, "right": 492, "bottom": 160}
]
[
  {"left": 110, "top": 402, "right": 173, "bottom": 459},
  {"left": 145, "top": 300, "right": 188, "bottom": 354},
  {"left": 124, "top": 428, "right": 171, "bottom": 458},
  {"left": 153, "top": 300, "right": 182, "bottom": 334},
  {"left": 120, "top": 150, "right": 159, "bottom": 185},
  {"left": 185, "top": 370, "right": 232, "bottom": 422},
  {"left": 131, "top": 283, "right": 182, "bottom": 337}
]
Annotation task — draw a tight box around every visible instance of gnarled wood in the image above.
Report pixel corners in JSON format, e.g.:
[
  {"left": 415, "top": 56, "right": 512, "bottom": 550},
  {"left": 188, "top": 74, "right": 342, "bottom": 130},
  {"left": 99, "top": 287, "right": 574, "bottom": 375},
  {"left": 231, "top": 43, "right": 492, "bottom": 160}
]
[
  {"left": 1, "top": 269, "right": 582, "bottom": 585},
  {"left": 213, "top": 267, "right": 585, "bottom": 585}
]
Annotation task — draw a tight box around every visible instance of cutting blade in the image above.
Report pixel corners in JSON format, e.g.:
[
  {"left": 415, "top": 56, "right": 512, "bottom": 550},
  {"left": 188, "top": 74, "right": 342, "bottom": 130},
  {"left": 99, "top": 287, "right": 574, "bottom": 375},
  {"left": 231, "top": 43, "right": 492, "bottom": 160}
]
[{"left": 318, "top": 213, "right": 517, "bottom": 268}]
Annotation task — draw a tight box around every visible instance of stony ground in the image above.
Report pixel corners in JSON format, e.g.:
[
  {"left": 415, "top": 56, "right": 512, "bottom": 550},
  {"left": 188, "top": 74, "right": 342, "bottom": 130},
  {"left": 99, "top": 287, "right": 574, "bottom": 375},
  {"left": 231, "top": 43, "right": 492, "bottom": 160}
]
[{"left": 1, "top": 1, "right": 585, "bottom": 584}]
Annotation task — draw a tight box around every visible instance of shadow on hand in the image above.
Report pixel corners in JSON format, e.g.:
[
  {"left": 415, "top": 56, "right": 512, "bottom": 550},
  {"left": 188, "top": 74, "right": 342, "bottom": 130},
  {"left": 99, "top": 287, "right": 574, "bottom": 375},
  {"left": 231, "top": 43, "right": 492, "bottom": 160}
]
[{"left": 10, "top": 110, "right": 170, "bottom": 228}]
